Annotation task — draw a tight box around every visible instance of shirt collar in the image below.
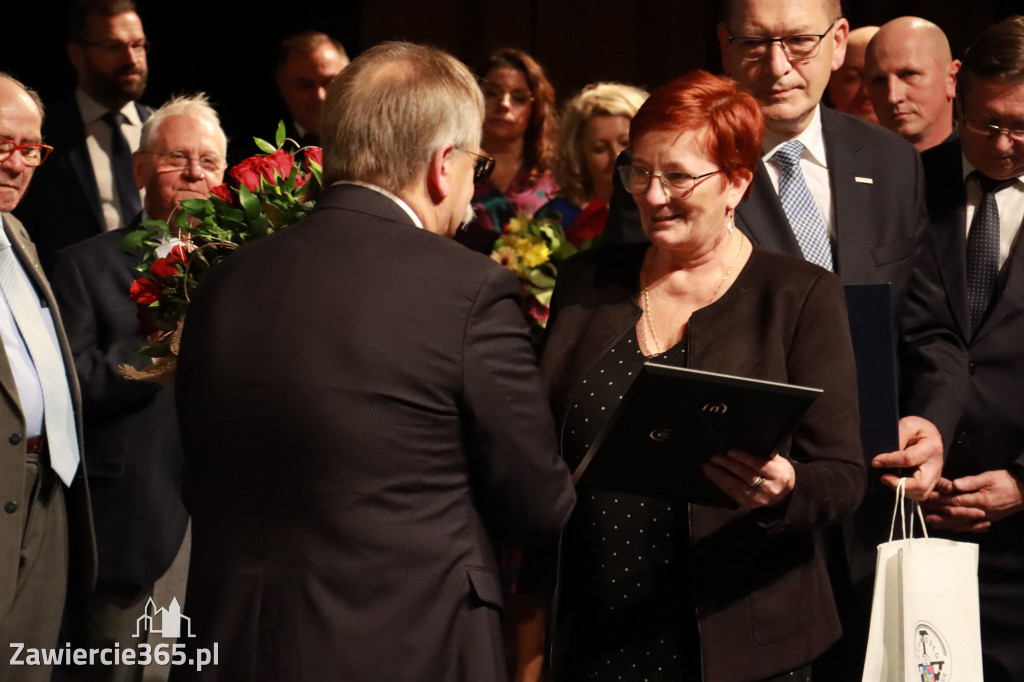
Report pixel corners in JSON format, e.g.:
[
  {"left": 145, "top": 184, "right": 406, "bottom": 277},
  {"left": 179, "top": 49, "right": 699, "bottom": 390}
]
[
  {"left": 961, "top": 155, "right": 1024, "bottom": 188},
  {"left": 762, "top": 104, "right": 828, "bottom": 168},
  {"left": 75, "top": 87, "right": 143, "bottom": 127},
  {"left": 0, "top": 215, "right": 10, "bottom": 249},
  {"left": 332, "top": 180, "right": 424, "bottom": 229}
]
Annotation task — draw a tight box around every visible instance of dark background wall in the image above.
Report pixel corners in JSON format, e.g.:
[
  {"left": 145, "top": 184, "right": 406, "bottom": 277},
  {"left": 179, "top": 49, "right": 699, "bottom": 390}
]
[{"left": 1, "top": 0, "right": 1019, "bottom": 160}]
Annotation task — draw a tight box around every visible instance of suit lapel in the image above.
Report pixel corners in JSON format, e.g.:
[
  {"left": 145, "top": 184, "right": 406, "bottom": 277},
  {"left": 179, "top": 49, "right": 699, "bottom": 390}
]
[
  {"left": 822, "top": 108, "right": 870, "bottom": 277},
  {"left": 63, "top": 99, "right": 105, "bottom": 231},
  {"left": 735, "top": 161, "right": 802, "bottom": 257},
  {"left": 2, "top": 215, "right": 83, "bottom": 425},
  {"left": 923, "top": 142, "right": 972, "bottom": 339}
]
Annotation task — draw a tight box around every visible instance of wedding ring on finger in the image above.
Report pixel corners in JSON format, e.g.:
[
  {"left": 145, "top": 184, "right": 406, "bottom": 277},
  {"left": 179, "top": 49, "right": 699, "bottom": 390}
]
[{"left": 750, "top": 474, "right": 766, "bottom": 489}]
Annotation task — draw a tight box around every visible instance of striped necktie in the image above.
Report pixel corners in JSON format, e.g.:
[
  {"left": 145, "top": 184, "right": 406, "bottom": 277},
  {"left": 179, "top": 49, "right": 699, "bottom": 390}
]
[
  {"left": 772, "top": 140, "right": 834, "bottom": 271},
  {"left": 0, "top": 239, "right": 79, "bottom": 485}
]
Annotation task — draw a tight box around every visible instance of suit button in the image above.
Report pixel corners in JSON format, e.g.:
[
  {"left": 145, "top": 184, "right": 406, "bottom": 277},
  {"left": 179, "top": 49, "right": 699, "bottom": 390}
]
[
  {"left": 8, "top": 433, "right": 22, "bottom": 445},
  {"left": 968, "top": 363, "right": 976, "bottom": 376},
  {"left": 3, "top": 501, "right": 16, "bottom": 514}
]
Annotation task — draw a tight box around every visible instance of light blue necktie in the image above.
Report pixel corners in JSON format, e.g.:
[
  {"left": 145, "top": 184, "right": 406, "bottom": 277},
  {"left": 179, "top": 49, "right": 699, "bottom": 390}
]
[
  {"left": 0, "top": 239, "right": 80, "bottom": 485},
  {"left": 772, "top": 140, "right": 834, "bottom": 271}
]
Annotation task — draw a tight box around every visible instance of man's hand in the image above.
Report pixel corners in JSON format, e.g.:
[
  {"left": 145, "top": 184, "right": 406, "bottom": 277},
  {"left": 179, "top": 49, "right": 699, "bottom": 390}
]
[
  {"left": 872, "top": 415, "right": 944, "bottom": 499},
  {"left": 921, "top": 470, "right": 1024, "bottom": 533}
]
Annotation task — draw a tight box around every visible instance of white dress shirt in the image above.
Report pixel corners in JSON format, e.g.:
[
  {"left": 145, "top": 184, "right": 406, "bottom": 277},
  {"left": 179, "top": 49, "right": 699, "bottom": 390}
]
[
  {"left": 962, "top": 158, "right": 1024, "bottom": 270},
  {"left": 0, "top": 216, "right": 63, "bottom": 439},
  {"left": 762, "top": 105, "right": 835, "bottom": 242},
  {"left": 76, "top": 88, "right": 146, "bottom": 231}
]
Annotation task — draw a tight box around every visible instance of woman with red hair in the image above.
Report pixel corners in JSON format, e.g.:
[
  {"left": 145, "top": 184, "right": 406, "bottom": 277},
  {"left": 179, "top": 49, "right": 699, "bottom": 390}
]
[{"left": 519, "top": 71, "right": 865, "bottom": 681}]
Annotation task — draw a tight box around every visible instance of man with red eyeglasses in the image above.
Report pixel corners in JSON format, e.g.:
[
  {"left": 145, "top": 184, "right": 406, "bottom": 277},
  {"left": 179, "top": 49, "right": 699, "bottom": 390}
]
[
  {"left": 0, "top": 72, "right": 94, "bottom": 682},
  {"left": 14, "top": 0, "right": 152, "bottom": 273}
]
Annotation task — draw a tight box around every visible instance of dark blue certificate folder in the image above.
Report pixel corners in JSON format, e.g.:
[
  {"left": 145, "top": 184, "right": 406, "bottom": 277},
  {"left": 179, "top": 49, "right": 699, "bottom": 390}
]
[
  {"left": 843, "top": 283, "right": 900, "bottom": 461},
  {"left": 573, "top": 363, "right": 822, "bottom": 507}
]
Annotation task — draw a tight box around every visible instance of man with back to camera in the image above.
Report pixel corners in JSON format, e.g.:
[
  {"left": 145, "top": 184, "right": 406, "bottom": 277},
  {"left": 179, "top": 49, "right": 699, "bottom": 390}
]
[
  {"left": 0, "top": 72, "right": 95, "bottom": 682},
  {"left": 275, "top": 31, "right": 349, "bottom": 147},
  {"left": 601, "top": 0, "right": 945, "bottom": 677},
  {"left": 14, "top": 0, "right": 151, "bottom": 273},
  {"left": 170, "top": 41, "right": 575, "bottom": 681},
  {"left": 828, "top": 25, "right": 879, "bottom": 123},
  {"left": 50, "top": 94, "right": 227, "bottom": 682},
  {"left": 900, "top": 16, "right": 1024, "bottom": 681},
  {"left": 865, "top": 16, "right": 960, "bottom": 152}
]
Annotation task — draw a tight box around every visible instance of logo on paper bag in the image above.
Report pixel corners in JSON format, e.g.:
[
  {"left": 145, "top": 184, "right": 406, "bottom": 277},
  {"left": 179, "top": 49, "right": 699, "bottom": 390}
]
[{"left": 915, "top": 621, "right": 950, "bottom": 681}]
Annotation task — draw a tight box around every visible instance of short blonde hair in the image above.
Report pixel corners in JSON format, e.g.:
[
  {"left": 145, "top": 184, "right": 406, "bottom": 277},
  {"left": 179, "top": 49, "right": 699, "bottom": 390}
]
[
  {"left": 321, "top": 41, "right": 483, "bottom": 193},
  {"left": 555, "top": 82, "right": 648, "bottom": 206}
]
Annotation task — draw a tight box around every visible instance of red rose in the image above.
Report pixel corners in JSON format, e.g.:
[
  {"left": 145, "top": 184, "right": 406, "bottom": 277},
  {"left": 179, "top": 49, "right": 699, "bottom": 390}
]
[
  {"left": 228, "top": 156, "right": 267, "bottom": 192},
  {"left": 149, "top": 256, "right": 180, "bottom": 279},
  {"left": 210, "top": 183, "right": 232, "bottom": 203},
  {"left": 229, "top": 150, "right": 296, "bottom": 191},
  {"left": 264, "top": 149, "right": 295, "bottom": 182},
  {"left": 129, "top": 277, "right": 162, "bottom": 306},
  {"left": 168, "top": 244, "right": 190, "bottom": 265},
  {"left": 305, "top": 147, "right": 322, "bottom": 169}
]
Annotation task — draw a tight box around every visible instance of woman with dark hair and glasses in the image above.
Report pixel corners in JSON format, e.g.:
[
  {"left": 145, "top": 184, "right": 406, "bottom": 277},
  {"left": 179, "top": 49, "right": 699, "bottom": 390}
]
[
  {"left": 455, "top": 48, "right": 558, "bottom": 253},
  {"left": 517, "top": 70, "right": 865, "bottom": 682}
]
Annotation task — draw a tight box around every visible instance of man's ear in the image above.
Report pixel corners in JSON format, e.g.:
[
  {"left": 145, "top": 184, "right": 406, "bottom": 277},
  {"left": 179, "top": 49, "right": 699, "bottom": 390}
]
[
  {"left": 67, "top": 43, "right": 84, "bottom": 74},
  {"left": 426, "top": 143, "right": 456, "bottom": 204},
  {"left": 132, "top": 152, "right": 147, "bottom": 190}
]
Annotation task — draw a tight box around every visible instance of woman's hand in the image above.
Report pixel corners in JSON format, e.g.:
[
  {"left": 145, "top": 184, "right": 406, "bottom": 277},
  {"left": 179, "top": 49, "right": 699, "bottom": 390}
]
[{"left": 704, "top": 450, "right": 796, "bottom": 508}]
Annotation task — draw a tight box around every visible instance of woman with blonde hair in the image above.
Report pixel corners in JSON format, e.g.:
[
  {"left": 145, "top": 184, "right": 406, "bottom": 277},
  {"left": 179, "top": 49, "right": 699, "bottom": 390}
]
[{"left": 539, "top": 82, "right": 648, "bottom": 246}]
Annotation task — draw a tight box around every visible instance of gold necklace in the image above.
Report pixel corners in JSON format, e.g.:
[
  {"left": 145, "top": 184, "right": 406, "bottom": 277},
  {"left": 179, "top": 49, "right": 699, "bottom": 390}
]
[{"left": 642, "top": 231, "right": 745, "bottom": 355}]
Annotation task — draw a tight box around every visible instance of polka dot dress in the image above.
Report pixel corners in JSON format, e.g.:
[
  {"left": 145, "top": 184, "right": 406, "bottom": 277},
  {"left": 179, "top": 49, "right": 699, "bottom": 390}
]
[{"left": 558, "top": 331, "right": 701, "bottom": 681}]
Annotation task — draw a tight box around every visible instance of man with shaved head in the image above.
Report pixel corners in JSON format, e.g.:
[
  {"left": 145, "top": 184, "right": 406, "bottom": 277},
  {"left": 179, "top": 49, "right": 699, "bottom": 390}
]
[
  {"left": 865, "top": 17, "right": 960, "bottom": 151},
  {"left": 828, "top": 25, "right": 880, "bottom": 123}
]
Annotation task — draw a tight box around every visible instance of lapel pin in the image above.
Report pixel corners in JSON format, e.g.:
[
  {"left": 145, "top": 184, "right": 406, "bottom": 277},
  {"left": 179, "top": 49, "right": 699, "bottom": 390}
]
[{"left": 855, "top": 177, "right": 874, "bottom": 184}]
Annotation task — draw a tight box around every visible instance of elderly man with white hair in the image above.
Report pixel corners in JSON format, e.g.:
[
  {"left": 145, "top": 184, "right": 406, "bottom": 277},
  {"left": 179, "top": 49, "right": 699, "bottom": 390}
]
[{"left": 50, "top": 93, "right": 226, "bottom": 682}]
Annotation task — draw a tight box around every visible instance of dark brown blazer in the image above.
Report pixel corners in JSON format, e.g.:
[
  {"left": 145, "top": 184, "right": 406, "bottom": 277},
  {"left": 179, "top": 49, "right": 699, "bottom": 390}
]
[{"left": 172, "top": 184, "right": 575, "bottom": 682}]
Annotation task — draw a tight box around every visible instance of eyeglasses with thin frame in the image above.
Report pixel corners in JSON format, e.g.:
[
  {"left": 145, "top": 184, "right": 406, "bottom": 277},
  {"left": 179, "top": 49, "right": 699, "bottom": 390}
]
[
  {"left": 79, "top": 39, "right": 151, "bottom": 56},
  {"left": 138, "top": 150, "right": 223, "bottom": 174},
  {"left": 618, "top": 165, "right": 722, "bottom": 199},
  {"left": 0, "top": 137, "right": 53, "bottom": 167},
  {"left": 727, "top": 20, "right": 838, "bottom": 63},
  {"left": 962, "top": 116, "right": 1024, "bottom": 143},
  {"left": 460, "top": 149, "right": 496, "bottom": 185},
  {"left": 480, "top": 82, "right": 534, "bottom": 107}
]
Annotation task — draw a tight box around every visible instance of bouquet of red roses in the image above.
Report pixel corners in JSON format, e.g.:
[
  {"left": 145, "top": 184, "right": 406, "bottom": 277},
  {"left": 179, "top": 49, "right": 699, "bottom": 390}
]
[{"left": 122, "top": 123, "right": 322, "bottom": 377}]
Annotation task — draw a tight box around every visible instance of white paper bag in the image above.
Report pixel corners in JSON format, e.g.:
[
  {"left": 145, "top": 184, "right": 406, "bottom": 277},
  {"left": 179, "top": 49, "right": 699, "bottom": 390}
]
[{"left": 861, "top": 479, "right": 984, "bottom": 682}]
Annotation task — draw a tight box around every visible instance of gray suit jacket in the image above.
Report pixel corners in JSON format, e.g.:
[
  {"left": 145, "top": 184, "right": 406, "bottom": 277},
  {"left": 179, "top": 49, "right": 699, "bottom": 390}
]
[{"left": 0, "top": 212, "right": 95, "bottom": 621}]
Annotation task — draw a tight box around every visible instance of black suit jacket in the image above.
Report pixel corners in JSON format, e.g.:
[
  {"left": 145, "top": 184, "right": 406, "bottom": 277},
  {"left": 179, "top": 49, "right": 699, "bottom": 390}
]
[
  {"left": 899, "top": 137, "right": 1024, "bottom": 679},
  {"left": 50, "top": 225, "right": 188, "bottom": 588},
  {"left": 14, "top": 96, "right": 152, "bottom": 273},
  {"left": 172, "top": 184, "right": 575, "bottom": 681}
]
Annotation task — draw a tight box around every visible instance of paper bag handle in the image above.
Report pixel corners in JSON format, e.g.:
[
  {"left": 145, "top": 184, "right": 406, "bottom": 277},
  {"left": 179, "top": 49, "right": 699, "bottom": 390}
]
[{"left": 887, "top": 477, "right": 929, "bottom": 542}]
